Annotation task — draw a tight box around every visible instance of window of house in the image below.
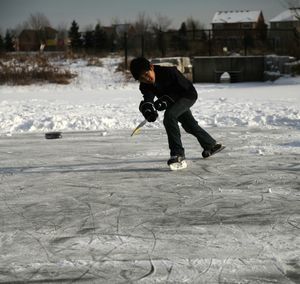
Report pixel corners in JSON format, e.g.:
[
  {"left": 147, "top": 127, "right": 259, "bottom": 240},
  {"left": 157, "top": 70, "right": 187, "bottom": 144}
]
[
  {"left": 273, "top": 23, "right": 280, "bottom": 29},
  {"left": 214, "top": 24, "right": 224, "bottom": 29},
  {"left": 242, "top": 23, "right": 252, "bottom": 29}
]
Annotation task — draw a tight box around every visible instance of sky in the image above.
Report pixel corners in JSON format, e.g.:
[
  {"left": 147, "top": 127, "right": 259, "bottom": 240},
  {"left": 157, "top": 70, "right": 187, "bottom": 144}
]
[{"left": 0, "top": 0, "right": 289, "bottom": 32}]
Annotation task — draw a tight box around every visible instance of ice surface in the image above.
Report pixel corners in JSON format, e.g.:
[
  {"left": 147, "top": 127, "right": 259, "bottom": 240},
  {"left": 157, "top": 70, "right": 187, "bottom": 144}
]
[
  {"left": 0, "top": 56, "right": 299, "bottom": 283},
  {"left": 0, "top": 128, "right": 299, "bottom": 283}
]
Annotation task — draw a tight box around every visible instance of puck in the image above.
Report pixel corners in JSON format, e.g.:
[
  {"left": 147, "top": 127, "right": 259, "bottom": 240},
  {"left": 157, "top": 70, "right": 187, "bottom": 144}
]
[{"left": 45, "top": 132, "right": 62, "bottom": 139}]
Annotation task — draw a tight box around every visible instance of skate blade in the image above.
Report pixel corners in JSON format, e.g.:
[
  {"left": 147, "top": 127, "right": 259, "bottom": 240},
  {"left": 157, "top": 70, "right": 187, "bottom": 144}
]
[{"left": 169, "top": 160, "right": 187, "bottom": 171}]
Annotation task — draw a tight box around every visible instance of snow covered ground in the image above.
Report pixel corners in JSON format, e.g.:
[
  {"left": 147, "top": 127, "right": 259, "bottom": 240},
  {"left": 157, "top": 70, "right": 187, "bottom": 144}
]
[
  {"left": 0, "top": 56, "right": 299, "bottom": 134},
  {"left": 0, "top": 56, "right": 299, "bottom": 283}
]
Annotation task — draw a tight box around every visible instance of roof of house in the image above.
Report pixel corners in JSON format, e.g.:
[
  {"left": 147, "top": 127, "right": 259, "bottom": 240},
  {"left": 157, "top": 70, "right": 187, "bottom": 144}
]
[
  {"left": 212, "top": 10, "right": 262, "bottom": 24},
  {"left": 19, "top": 27, "right": 57, "bottom": 38},
  {"left": 270, "top": 8, "right": 300, "bottom": 22}
]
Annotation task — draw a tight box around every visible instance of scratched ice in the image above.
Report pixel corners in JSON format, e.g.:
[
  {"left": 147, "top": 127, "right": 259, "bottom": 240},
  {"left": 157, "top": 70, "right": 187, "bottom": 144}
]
[
  {"left": 0, "top": 127, "right": 299, "bottom": 283},
  {"left": 0, "top": 56, "right": 299, "bottom": 283}
]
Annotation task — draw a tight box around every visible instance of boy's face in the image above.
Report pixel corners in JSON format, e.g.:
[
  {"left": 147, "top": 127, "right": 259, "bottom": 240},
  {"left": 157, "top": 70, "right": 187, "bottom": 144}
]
[{"left": 138, "top": 64, "right": 155, "bottom": 84}]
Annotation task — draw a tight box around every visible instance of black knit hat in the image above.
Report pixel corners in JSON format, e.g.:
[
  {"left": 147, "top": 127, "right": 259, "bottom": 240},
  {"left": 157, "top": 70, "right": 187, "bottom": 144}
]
[{"left": 130, "top": 57, "right": 151, "bottom": 80}]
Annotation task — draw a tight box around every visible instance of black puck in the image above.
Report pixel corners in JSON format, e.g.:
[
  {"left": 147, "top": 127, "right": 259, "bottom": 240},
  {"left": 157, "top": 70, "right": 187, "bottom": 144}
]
[{"left": 45, "top": 132, "right": 62, "bottom": 139}]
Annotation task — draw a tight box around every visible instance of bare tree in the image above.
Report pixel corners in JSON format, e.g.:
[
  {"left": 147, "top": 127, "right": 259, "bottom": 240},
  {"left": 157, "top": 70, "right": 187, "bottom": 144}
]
[
  {"left": 283, "top": 0, "right": 300, "bottom": 19},
  {"left": 152, "top": 13, "right": 172, "bottom": 32},
  {"left": 111, "top": 17, "right": 121, "bottom": 26},
  {"left": 84, "top": 24, "right": 94, "bottom": 32},
  {"left": 150, "top": 13, "right": 172, "bottom": 57},
  {"left": 25, "top": 12, "right": 51, "bottom": 30},
  {"left": 56, "top": 22, "right": 68, "bottom": 39},
  {"left": 186, "top": 17, "right": 205, "bottom": 30},
  {"left": 14, "top": 21, "right": 30, "bottom": 36},
  {"left": 134, "top": 11, "right": 153, "bottom": 34},
  {"left": 13, "top": 24, "right": 23, "bottom": 37},
  {"left": 183, "top": 17, "right": 207, "bottom": 41},
  {"left": 284, "top": 0, "right": 300, "bottom": 7}
]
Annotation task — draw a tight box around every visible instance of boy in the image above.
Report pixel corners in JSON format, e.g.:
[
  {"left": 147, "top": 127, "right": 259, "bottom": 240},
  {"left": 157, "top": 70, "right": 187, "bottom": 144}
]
[{"left": 130, "top": 57, "right": 223, "bottom": 168}]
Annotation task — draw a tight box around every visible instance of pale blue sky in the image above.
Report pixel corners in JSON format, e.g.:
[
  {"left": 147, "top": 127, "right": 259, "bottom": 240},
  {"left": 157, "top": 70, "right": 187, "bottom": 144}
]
[{"left": 0, "top": 0, "right": 287, "bottom": 32}]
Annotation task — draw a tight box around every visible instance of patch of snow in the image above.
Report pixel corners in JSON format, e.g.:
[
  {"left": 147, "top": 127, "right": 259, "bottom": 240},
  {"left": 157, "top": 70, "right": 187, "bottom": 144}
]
[{"left": 0, "top": 56, "right": 299, "bottom": 135}]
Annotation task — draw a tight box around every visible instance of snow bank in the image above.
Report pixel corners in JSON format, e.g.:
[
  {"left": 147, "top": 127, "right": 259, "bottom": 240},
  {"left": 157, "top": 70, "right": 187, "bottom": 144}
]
[{"left": 0, "top": 56, "right": 299, "bottom": 135}]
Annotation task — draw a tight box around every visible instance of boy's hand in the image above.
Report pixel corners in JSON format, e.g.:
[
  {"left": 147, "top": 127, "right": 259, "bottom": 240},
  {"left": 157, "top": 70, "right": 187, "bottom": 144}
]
[
  {"left": 154, "top": 99, "right": 167, "bottom": 111},
  {"left": 139, "top": 101, "right": 158, "bottom": 122},
  {"left": 154, "top": 95, "right": 174, "bottom": 111}
]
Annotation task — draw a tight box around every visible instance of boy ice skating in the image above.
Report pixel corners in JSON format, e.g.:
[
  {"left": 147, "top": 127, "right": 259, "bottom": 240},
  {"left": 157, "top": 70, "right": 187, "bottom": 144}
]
[{"left": 130, "top": 57, "right": 223, "bottom": 169}]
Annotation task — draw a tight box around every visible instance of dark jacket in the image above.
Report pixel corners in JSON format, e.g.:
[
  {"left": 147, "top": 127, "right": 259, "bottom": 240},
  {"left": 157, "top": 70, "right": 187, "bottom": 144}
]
[{"left": 139, "top": 65, "right": 197, "bottom": 103}]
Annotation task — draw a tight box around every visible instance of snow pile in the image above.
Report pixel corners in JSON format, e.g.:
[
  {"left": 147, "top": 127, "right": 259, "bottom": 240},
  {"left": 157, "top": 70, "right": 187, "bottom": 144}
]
[
  {"left": 194, "top": 80, "right": 300, "bottom": 128},
  {"left": 0, "top": 56, "right": 299, "bottom": 135}
]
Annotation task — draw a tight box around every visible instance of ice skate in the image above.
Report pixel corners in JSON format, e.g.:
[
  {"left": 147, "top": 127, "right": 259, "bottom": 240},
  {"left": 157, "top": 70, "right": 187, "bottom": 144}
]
[
  {"left": 167, "top": 155, "right": 187, "bottom": 171},
  {"left": 202, "top": 144, "right": 225, "bottom": 159}
]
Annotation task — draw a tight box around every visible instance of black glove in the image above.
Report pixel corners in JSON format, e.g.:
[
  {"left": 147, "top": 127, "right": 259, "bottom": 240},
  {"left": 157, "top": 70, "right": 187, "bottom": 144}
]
[
  {"left": 154, "top": 95, "right": 174, "bottom": 111},
  {"left": 139, "top": 101, "right": 158, "bottom": 122}
]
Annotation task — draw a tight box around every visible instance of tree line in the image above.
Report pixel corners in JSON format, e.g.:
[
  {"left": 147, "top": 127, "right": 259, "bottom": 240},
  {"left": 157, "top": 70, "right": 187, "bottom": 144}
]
[
  {"left": 0, "top": 11, "right": 205, "bottom": 53},
  {"left": 0, "top": 32, "right": 14, "bottom": 52},
  {"left": 0, "top": 0, "right": 299, "bottom": 54}
]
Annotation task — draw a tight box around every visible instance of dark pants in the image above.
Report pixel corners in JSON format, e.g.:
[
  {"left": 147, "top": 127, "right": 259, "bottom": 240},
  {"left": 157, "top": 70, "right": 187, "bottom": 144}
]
[{"left": 163, "top": 98, "right": 216, "bottom": 156}]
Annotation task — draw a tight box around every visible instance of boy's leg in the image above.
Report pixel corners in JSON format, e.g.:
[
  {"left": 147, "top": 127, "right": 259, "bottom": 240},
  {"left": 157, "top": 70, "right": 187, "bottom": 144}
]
[
  {"left": 178, "top": 109, "right": 216, "bottom": 150},
  {"left": 163, "top": 98, "right": 194, "bottom": 156}
]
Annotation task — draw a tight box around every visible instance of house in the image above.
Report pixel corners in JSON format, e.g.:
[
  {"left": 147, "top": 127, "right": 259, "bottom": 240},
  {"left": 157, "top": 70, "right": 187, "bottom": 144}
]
[
  {"left": 44, "top": 26, "right": 59, "bottom": 50},
  {"left": 269, "top": 8, "right": 300, "bottom": 46},
  {"left": 212, "top": 10, "right": 267, "bottom": 40},
  {"left": 18, "top": 30, "right": 40, "bottom": 51},
  {"left": 18, "top": 27, "right": 61, "bottom": 51},
  {"left": 270, "top": 8, "right": 300, "bottom": 30}
]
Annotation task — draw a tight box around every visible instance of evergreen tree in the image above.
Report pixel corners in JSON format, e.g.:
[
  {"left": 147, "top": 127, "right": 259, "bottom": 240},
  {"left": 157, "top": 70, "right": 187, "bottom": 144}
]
[
  {"left": 4, "top": 31, "right": 14, "bottom": 51},
  {"left": 179, "top": 22, "right": 187, "bottom": 35},
  {"left": 156, "top": 29, "right": 166, "bottom": 57},
  {"left": 94, "top": 23, "right": 107, "bottom": 52},
  {"left": 0, "top": 33, "right": 4, "bottom": 52},
  {"left": 83, "top": 30, "right": 94, "bottom": 51},
  {"left": 178, "top": 22, "right": 188, "bottom": 50},
  {"left": 68, "top": 20, "right": 82, "bottom": 50}
]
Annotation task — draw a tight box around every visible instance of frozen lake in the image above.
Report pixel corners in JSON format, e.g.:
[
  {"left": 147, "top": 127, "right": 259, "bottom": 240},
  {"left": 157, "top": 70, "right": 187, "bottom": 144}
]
[{"left": 0, "top": 127, "right": 299, "bottom": 283}]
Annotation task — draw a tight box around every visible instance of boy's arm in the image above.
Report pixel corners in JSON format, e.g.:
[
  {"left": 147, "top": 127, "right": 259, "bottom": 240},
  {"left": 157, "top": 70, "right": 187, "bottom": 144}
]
[
  {"left": 172, "top": 67, "right": 193, "bottom": 92},
  {"left": 138, "top": 83, "right": 158, "bottom": 122},
  {"left": 139, "top": 83, "right": 156, "bottom": 102}
]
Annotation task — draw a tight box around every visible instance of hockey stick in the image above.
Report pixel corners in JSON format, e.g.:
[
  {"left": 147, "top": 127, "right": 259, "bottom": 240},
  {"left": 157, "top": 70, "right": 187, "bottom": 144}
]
[{"left": 131, "top": 119, "right": 147, "bottom": 136}]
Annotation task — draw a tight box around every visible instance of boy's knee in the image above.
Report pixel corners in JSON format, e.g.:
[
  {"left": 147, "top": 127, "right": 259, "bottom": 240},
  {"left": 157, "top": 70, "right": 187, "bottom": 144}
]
[
  {"left": 163, "top": 111, "right": 176, "bottom": 126},
  {"left": 181, "top": 124, "right": 192, "bottom": 134}
]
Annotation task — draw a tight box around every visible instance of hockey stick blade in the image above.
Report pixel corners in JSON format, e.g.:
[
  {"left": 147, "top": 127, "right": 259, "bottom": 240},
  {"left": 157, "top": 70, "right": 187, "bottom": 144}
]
[{"left": 131, "top": 119, "right": 147, "bottom": 137}]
